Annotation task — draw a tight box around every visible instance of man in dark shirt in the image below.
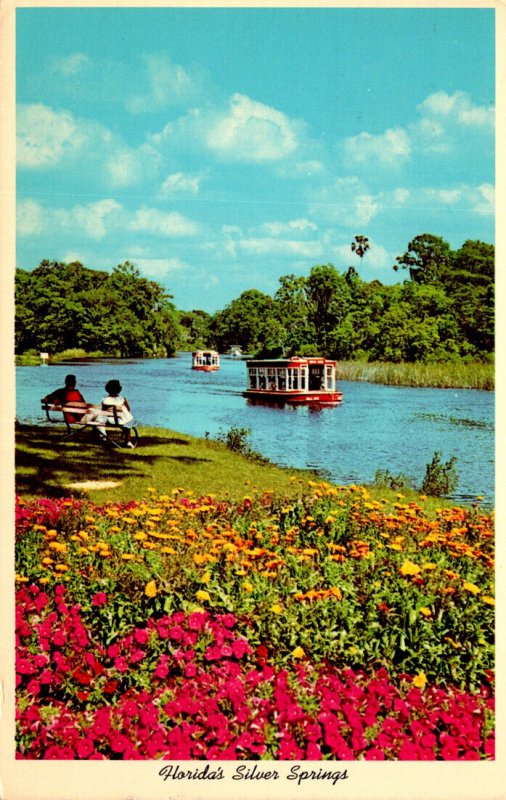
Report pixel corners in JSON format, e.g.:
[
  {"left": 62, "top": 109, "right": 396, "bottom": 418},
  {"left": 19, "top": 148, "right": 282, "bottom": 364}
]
[{"left": 41, "top": 374, "right": 86, "bottom": 423}]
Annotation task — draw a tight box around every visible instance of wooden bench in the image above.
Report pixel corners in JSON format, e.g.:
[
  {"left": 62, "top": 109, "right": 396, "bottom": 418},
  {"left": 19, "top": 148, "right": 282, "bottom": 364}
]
[{"left": 41, "top": 401, "right": 139, "bottom": 449}]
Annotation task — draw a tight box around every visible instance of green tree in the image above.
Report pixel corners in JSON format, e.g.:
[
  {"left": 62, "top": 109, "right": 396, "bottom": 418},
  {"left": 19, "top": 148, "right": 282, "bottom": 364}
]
[
  {"left": 273, "top": 274, "right": 315, "bottom": 354},
  {"left": 211, "top": 289, "right": 284, "bottom": 355},
  {"left": 394, "top": 234, "right": 451, "bottom": 284},
  {"left": 305, "top": 264, "right": 352, "bottom": 354}
]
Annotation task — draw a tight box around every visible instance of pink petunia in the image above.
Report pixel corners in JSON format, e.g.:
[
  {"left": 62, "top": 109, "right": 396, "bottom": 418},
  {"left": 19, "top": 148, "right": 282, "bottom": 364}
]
[{"left": 92, "top": 592, "right": 107, "bottom": 607}]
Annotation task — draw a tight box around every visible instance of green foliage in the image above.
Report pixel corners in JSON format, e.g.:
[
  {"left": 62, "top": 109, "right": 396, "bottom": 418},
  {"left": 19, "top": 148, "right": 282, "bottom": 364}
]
[
  {"left": 17, "top": 231, "right": 495, "bottom": 366},
  {"left": 216, "top": 426, "right": 269, "bottom": 464},
  {"left": 421, "top": 452, "right": 460, "bottom": 497},
  {"left": 206, "top": 233, "right": 494, "bottom": 364},
  {"left": 373, "top": 469, "right": 416, "bottom": 492},
  {"left": 15, "top": 260, "right": 183, "bottom": 358}
]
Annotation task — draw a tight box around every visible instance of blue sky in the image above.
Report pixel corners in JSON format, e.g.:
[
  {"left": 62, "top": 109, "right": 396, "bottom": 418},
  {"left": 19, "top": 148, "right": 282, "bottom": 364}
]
[{"left": 16, "top": 6, "right": 495, "bottom": 313}]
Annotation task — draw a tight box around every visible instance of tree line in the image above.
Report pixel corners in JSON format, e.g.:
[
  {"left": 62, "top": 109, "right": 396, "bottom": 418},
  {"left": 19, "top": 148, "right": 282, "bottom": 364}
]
[{"left": 15, "top": 234, "right": 494, "bottom": 363}]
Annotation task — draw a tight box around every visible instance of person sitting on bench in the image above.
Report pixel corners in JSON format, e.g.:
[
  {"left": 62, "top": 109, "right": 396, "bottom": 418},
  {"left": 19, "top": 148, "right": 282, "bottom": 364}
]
[
  {"left": 41, "top": 374, "right": 86, "bottom": 423},
  {"left": 81, "top": 379, "right": 135, "bottom": 447}
]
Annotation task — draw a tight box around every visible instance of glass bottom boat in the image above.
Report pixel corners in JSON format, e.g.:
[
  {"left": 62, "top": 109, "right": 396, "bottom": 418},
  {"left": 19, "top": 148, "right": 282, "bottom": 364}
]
[
  {"left": 192, "top": 350, "right": 220, "bottom": 371},
  {"left": 244, "top": 357, "right": 342, "bottom": 406}
]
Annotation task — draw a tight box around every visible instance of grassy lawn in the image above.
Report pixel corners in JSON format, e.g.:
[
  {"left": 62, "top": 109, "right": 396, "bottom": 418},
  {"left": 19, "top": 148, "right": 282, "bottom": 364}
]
[{"left": 15, "top": 423, "right": 319, "bottom": 504}]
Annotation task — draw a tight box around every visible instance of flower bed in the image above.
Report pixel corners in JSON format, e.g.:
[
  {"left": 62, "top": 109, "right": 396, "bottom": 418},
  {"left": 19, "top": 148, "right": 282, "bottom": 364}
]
[{"left": 15, "top": 483, "right": 495, "bottom": 760}]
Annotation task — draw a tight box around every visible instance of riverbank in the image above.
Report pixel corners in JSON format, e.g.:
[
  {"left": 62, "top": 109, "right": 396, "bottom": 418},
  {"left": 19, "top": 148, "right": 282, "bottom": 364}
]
[{"left": 16, "top": 422, "right": 465, "bottom": 514}]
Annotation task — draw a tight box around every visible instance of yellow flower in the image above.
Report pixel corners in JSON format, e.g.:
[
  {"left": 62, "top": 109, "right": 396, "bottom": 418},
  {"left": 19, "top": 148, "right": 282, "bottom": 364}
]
[
  {"left": 54, "top": 564, "right": 69, "bottom": 572},
  {"left": 291, "top": 646, "right": 305, "bottom": 659},
  {"left": 200, "top": 571, "right": 211, "bottom": 584},
  {"left": 399, "top": 560, "right": 421, "bottom": 576},
  {"left": 243, "top": 581, "right": 254, "bottom": 593},
  {"left": 329, "top": 587, "right": 342, "bottom": 600},
  {"left": 413, "top": 672, "right": 427, "bottom": 689},
  {"left": 15, "top": 575, "right": 28, "bottom": 583},
  {"left": 270, "top": 603, "right": 284, "bottom": 614},
  {"left": 422, "top": 563, "right": 437, "bottom": 570},
  {"left": 482, "top": 595, "right": 495, "bottom": 605},
  {"left": 420, "top": 607, "right": 432, "bottom": 617},
  {"left": 145, "top": 580, "right": 157, "bottom": 598},
  {"left": 463, "top": 581, "right": 481, "bottom": 595},
  {"left": 49, "top": 542, "right": 67, "bottom": 552},
  {"left": 195, "top": 590, "right": 210, "bottom": 603},
  {"left": 121, "top": 553, "right": 135, "bottom": 560}
]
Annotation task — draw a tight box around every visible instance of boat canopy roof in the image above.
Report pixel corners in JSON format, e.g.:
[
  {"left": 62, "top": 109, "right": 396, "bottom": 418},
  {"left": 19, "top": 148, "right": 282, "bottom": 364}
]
[{"left": 247, "top": 356, "right": 337, "bottom": 368}]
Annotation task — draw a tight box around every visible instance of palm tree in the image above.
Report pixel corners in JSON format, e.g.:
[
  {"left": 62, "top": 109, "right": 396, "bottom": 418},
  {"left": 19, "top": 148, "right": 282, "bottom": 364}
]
[{"left": 351, "top": 235, "right": 370, "bottom": 259}]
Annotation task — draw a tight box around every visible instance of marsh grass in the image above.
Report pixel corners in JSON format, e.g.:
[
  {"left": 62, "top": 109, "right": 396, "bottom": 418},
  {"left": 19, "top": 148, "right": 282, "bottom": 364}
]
[{"left": 337, "top": 360, "right": 494, "bottom": 390}]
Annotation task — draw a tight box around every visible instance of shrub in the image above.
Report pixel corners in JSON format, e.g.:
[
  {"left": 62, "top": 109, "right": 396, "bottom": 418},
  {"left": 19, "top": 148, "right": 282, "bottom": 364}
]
[
  {"left": 421, "top": 452, "right": 459, "bottom": 497},
  {"left": 373, "top": 469, "right": 416, "bottom": 491},
  {"left": 217, "top": 427, "right": 269, "bottom": 464}
]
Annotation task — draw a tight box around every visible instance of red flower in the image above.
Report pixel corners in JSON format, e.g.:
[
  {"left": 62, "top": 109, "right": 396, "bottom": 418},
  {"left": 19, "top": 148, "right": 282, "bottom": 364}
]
[
  {"left": 134, "top": 627, "right": 149, "bottom": 645},
  {"left": 92, "top": 592, "right": 107, "bottom": 607},
  {"left": 77, "top": 738, "right": 95, "bottom": 758}
]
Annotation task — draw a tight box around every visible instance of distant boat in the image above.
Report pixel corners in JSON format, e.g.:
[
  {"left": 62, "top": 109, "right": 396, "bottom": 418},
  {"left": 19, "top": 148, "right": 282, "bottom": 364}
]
[
  {"left": 229, "top": 345, "right": 242, "bottom": 358},
  {"left": 243, "top": 356, "right": 343, "bottom": 406},
  {"left": 192, "top": 350, "right": 220, "bottom": 372}
]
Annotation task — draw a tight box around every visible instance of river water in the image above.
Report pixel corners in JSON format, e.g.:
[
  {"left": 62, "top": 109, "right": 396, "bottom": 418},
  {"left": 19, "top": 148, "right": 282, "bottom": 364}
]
[{"left": 16, "top": 353, "right": 495, "bottom": 504}]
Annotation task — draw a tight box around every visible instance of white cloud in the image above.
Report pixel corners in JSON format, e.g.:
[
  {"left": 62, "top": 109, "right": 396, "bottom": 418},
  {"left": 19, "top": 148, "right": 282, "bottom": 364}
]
[
  {"left": 383, "top": 183, "right": 494, "bottom": 218},
  {"left": 17, "top": 103, "right": 155, "bottom": 188},
  {"left": 238, "top": 238, "right": 323, "bottom": 258},
  {"left": 129, "top": 207, "right": 199, "bottom": 237},
  {"left": 344, "top": 127, "right": 411, "bottom": 166},
  {"left": 206, "top": 94, "right": 300, "bottom": 162},
  {"left": 261, "top": 219, "right": 318, "bottom": 236},
  {"left": 18, "top": 198, "right": 121, "bottom": 240},
  {"left": 55, "top": 199, "right": 122, "bottom": 240},
  {"left": 310, "top": 177, "right": 381, "bottom": 226},
  {"left": 17, "top": 103, "right": 87, "bottom": 168},
  {"left": 49, "top": 53, "right": 91, "bottom": 77},
  {"left": 127, "top": 54, "right": 204, "bottom": 113},
  {"left": 472, "top": 183, "right": 494, "bottom": 216},
  {"left": 131, "top": 257, "right": 188, "bottom": 278},
  {"left": 418, "top": 91, "right": 494, "bottom": 128},
  {"left": 17, "top": 199, "right": 45, "bottom": 236},
  {"left": 222, "top": 224, "right": 243, "bottom": 237},
  {"left": 106, "top": 150, "right": 146, "bottom": 187},
  {"left": 159, "top": 171, "right": 203, "bottom": 196}
]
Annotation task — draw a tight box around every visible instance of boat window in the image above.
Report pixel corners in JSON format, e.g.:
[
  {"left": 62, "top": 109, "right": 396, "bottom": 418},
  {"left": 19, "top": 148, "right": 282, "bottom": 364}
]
[
  {"left": 287, "top": 368, "right": 299, "bottom": 390},
  {"left": 309, "top": 366, "right": 324, "bottom": 391}
]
